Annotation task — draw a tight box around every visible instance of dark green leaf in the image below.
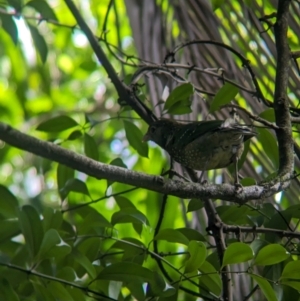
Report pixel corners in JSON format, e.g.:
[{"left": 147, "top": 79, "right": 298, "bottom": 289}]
[
  {"left": 36, "top": 115, "right": 78, "bottom": 132},
  {"left": 7, "top": 0, "right": 22, "bottom": 11},
  {"left": 163, "top": 83, "right": 194, "bottom": 110},
  {"left": 48, "top": 282, "right": 73, "bottom": 301},
  {"left": 124, "top": 120, "right": 148, "bottom": 157},
  {"left": 177, "top": 228, "right": 206, "bottom": 242},
  {"left": 42, "top": 207, "right": 63, "bottom": 231},
  {"left": 0, "top": 185, "right": 18, "bottom": 218},
  {"left": 27, "top": 23, "right": 48, "bottom": 63},
  {"left": 165, "top": 100, "right": 193, "bottom": 115},
  {"left": 0, "top": 279, "right": 19, "bottom": 301},
  {"left": 97, "top": 262, "right": 154, "bottom": 284},
  {"left": 114, "top": 196, "right": 135, "bottom": 209},
  {"left": 18, "top": 205, "right": 44, "bottom": 258},
  {"left": 72, "top": 249, "right": 96, "bottom": 278},
  {"left": 67, "top": 130, "right": 82, "bottom": 141},
  {"left": 187, "top": 199, "right": 204, "bottom": 212},
  {"left": 0, "top": 220, "right": 20, "bottom": 241},
  {"left": 84, "top": 133, "right": 99, "bottom": 160},
  {"left": 26, "top": 0, "right": 58, "bottom": 20},
  {"left": 154, "top": 229, "right": 189, "bottom": 245},
  {"left": 257, "top": 128, "right": 279, "bottom": 169},
  {"left": 240, "top": 177, "right": 257, "bottom": 186},
  {"left": 199, "top": 261, "right": 222, "bottom": 296},
  {"left": 110, "top": 157, "right": 128, "bottom": 169},
  {"left": 38, "top": 229, "right": 71, "bottom": 260},
  {"left": 0, "top": 14, "right": 18, "bottom": 45},
  {"left": 259, "top": 108, "right": 275, "bottom": 122},
  {"left": 222, "top": 242, "right": 253, "bottom": 267},
  {"left": 107, "top": 158, "right": 128, "bottom": 187},
  {"left": 209, "top": 82, "right": 239, "bottom": 113},
  {"left": 57, "top": 164, "right": 74, "bottom": 200},
  {"left": 60, "top": 178, "right": 90, "bottom": 198},
  {"left": 111, "top": 207, "right": 149, "bottom": 226}
]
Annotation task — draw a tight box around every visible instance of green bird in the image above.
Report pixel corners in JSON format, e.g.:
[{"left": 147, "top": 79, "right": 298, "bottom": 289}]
[{"left": 143, "top": 118, "right": 256, "bottom": 183}]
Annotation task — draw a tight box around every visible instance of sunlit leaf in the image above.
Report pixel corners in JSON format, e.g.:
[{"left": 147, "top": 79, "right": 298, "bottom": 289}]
[
  {"left": 222, "top": 242, "right": 253, "bottom": 267},
  {"left": 254, "top": 244, "right": 290, "bottom": 266},
  {"left": 209, "top": 83, "right": 239, "bottom": 113}
]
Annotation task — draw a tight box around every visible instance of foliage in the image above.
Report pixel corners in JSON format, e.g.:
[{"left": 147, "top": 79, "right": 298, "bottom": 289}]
[{"left": 0, "top": 1, "right": 300, "bottom": 301}]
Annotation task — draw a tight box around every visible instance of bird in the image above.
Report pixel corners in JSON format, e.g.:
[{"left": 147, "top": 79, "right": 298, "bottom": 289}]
[{"left": 143, "top": 118, "right": 256, "bottom": 183}]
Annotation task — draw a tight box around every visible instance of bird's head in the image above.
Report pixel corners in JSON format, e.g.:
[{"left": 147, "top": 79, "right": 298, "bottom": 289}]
[{"left": 143, "top": 119, "right": 176, "bottom": 148}]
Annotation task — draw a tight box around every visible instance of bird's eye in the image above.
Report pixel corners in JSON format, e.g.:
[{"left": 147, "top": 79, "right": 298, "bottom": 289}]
[{"left": 150, "top": 126, "right": 156, "bottom": 133}]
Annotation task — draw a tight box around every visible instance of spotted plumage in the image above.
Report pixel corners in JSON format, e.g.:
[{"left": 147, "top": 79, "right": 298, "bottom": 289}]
[{"left": 143, "top": 118, "right": 256, "bottom": 182}]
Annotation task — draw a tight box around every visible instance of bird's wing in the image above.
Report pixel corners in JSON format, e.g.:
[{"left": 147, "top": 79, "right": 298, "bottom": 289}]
[{"left": 174, "top": 120, "right": 224, "bottom": 148}]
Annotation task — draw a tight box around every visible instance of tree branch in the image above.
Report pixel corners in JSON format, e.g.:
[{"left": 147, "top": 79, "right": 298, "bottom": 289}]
[
  {"left": 0, "top": 122, "right": 290, "bottom": 203},
  {"left": 273, "top": 1, "right": 294, "bottom": 178},
  {"left": 64, "top": 0, "right": 155, "bottom": 124}
]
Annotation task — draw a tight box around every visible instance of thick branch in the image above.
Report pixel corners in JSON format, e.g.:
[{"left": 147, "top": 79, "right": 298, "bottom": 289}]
[
  {"left": 274, "top": 1, "right": 294, "bottom": 177},
  {"left": 0, "top": 122, "right": 289, "bottom": 202}
]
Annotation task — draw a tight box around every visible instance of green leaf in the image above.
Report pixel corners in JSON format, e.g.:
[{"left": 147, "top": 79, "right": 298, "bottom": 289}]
[
  {"left": 27, "top": 23, "right": 48, "bottom": 63},
  {"left": 114, "top": 196, "right": 135, "bottom": 209},
  {"left": 38, "top": 229, "right": 71, "bottom": 260},
  {"left": 185, "top": 241, "right": 207, "bottom": 273},
  {"left": 124, "top": 120, "right": 148, "bottom": 157},
  {"left": 48, "top": 282, "right": 73, "bottom": 301},
  {"left": 26, "top": 0, "right": 58, "bottom": 20},
  {"left": 281, "top": 261, "right": 300, "bottom": 280},
  {"left": 18, "top": 205, "right": 44, "bottom": 258},
  {"left": 67, "top": 130, "right": 82, "bottom": 141},
  {"left": 0, "top": 14, "right": 18, "bottom": 45},
  {"left": 42, "top": 207, "right": 63, "bottom": 231},
  {"left": 73, "top": 249, "right": 96, "bottom": 279},
  {"left": 107, "top": 158, "right": 128, "bottom": 187},
  {"left": 250, "top": 274, "right": 278, "bottom": 301},
  {"left": 165, "top": 100, "right": 193, "bottom": 115},
  {"left": 209, "top": 82, "right": 239, "bottom": 113},
  {"left": 7, "top": 0, "right": 22, "bottom": 11},
  {"left": 60, "top": 178, "right": 90, "bottom": 198},
  {"left": 222, "top": 242, "right": 253, "bottom": 267},
  {"left": 110, "top": 158, "right": 128, "bottom": 169},
  {"left": 259, "top": 108, "right": 275, "bottom": 122},
  {"left": 111, "top": 207, "right": 149, "bottom": 226},
  {"left": 187, "top": 199, "right": 204, "bottom": 212},
  {"left": 257, "top": 128, "right": 279, "bottom": 169},
  {"left": 97, "top": 262, "right": 154, "bottom": 284},
  {"left": 84, "top": 133, "right": 99, "bottom": 160},
  {"left": 254, "top": 244, "right": 290, "bottom": 266},
  {"left": 154, "top": 229, "right": 189, "bottom": 245},
  {"left": 36, "top": 115, "right": 78, "bottom": 132},
  {"left": 0, "top": 185, "right": 18, "bottom": 218},
  {"left": 0, "top": 279, "right": 20, "bottom": 301},
  {"left": 0, "top": 220, "right": 20, "bottom": 241},
  {"left": 163, "top": 83, "right": 194, "bottom": 110},
  {"left": 177, "top": 228, "right": 206, "bottom": 242},
  {"left": 240, "top": 177, "right": 256, "bottom": 186},
  {"left": 57, "top": 164, "right": 74, "bottom": 200},
  {"left": 199, "top": 261, "right": 222, "bottom": 296}
]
